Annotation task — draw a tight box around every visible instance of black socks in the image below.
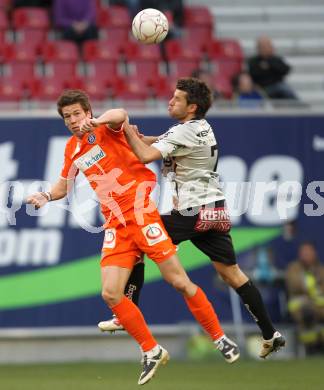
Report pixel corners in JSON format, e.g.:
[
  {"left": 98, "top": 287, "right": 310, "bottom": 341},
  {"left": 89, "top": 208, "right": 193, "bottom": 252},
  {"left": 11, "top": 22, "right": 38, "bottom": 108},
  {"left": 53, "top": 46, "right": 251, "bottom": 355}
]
[
  {"left": 124, "top": 261, "right": 145, "bottom": 306},
  {"left": 236, "top": 280, "right": 276, "bottom": 340}
]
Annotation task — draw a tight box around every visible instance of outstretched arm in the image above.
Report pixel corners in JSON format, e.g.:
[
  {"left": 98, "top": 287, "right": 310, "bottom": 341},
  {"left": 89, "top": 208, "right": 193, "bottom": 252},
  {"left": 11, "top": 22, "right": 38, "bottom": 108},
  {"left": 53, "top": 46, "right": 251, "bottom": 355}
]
[
  {"left": 26, "top": 178, "right": 69, "bottom": 209},
  {"left": 124, "top": 123, "right": 162, "bottom": 164}
]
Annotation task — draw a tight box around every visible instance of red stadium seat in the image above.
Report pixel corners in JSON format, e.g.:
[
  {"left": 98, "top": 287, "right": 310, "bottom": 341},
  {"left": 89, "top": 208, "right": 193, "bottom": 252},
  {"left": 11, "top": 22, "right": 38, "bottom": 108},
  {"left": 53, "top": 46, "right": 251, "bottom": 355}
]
[
  {"left": 82, "top": 39, "right": 121, "bottom": 61},
  {"left": 184, "top": 6, "right": 213, "bottom": 29},
  {"left": 41, "top": 40, "right": 79, "bottom": 62},
  {"left": 0, "top": 77, "right": 25, "bottom": 101},
  {"left": 41, "top": 42, "right": 80, "bottom": 84},
  {"left": 4, "top": 43, "right": 38, "bottom": 62},
  {"left": 183, "top": 6, "right": 214, "bottom": 52},
  {"left": 12, "top": 7, "right": 50, "bottom": 29},
  {"left": 15, "top": 28, "right": 48, "bottom": 53},
  {"left": 13, "top": 7, "right": 50, "bottom": 53},
  {"left": 124, "top": 42, "right": 162, "bottom": 83},
  {"left": 97, "top": 6, "right": 130, "bottom": 53},
  {"left": 221, "top": 40, "right": 244, "bottom": 62},
  {"left": 0, "top": 41, "right": 5, "bottom": 58},
  {"left": 97, "top": 5, "right": 131, "bottom": 29},
  {"left": 208, "top": 39, "right": 244, "bottom": 62},
  {"left": 2, "top": 61, "right": 35, "bottom": 87},
  {"left": 211, "top": 58, "right": 242, "bottom": 79},
  {"left": 85, "top": 59, "right": 119, "bottom": 87},
  {"left": 81, "top": 77, "right": 110, "bottom": 101},
  {"left": 31, "top": 77, "right": 79, "bottom": 101},
  {"left": 183, "top": 27, "right": 213, "bottom": 52},
  {"left": 113, "top": 76, "right": 152, "bottom": 100},
  {"left": 124, "top": 41, "right": 162, "bottom": 62},
  {"left": 168, "top": 59, "right": 201, "bottom": 78},
  {"left": 212, "top": 74, "right": 233, "bottom": 99},
  {"left": 0, "top": 9, "right": 8, "bottom": 29},
  {"left": 151, "top": 75, "right": 176, "bottom": 100},
  {"left": 165, "top": 39, "right": 203, "bottom": 61},
  {"left": 126, "top": 60, "right": 160, "bottom": 84},
  {"left": 0, "top": 0, "right": 10, "bottom": 9},
  {"left": 0, "top": 9, "right": 9, "bottom": 43},
  {"left": 43, "top": 61, "right": 78, "bottom": 83},
  {"left": 100, "top": 27, "right": 129, "bottom": 49}
]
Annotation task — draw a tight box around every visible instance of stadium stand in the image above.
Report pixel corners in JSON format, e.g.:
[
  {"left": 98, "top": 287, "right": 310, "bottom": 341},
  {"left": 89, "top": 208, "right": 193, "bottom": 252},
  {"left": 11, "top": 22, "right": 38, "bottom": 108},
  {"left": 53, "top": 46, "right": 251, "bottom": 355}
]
[
  {"left": 0, "top": 9, "right": 8, "bottom": 43},
  {"left": 0, "top": 0, "right": 323, "bottom": 108},
  {"left": 186, "top": 0, "right": 324, "bottom": 107}
]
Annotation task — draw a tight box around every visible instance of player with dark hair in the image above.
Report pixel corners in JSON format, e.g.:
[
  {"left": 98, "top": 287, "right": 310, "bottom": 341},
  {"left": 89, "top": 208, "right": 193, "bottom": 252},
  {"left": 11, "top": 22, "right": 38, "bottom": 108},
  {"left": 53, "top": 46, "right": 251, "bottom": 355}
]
[
  {"left": 27, "top": 89, "right": 239, "bottom": 385},
  {"left": 99, "top": 77, "right": 286, "bottom": 359}
]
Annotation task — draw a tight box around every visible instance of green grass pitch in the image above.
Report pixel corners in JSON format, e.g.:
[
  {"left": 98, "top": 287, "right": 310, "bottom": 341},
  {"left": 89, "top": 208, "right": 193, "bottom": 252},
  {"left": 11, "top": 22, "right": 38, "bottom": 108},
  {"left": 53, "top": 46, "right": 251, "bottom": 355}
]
[{"left": 0, "top": 359, "right": 323, "bottom": 390}]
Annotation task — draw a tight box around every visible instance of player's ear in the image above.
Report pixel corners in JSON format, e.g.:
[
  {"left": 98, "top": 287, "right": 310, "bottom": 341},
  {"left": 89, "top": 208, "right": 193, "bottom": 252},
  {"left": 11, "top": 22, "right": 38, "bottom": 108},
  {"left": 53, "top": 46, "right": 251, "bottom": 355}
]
[{"left": 188, "top": 103, "right": 198, "bottom": 115}]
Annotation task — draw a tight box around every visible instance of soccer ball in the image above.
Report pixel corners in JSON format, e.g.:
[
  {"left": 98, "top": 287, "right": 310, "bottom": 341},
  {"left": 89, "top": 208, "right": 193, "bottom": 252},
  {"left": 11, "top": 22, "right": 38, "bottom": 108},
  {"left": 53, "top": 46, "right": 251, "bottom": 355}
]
[{"left": 132, "top": 8, "right": 169, "bottom": 44}]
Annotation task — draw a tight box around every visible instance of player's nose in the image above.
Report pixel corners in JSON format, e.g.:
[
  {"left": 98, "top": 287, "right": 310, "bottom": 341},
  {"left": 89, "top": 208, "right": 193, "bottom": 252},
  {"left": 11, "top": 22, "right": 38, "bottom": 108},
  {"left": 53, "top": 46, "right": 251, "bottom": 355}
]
[{"left": 70, "top": 115, "right": 78, "bottom": 123}]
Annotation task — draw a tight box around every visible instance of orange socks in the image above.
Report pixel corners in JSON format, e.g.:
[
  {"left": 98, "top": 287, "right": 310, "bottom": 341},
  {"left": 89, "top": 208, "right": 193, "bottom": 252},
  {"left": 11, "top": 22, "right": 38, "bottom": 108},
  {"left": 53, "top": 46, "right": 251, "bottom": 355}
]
[
  {"left": 185, "top": 287, "right": 224, "bottom": 341},
  {"left": 111, "top": 296, "right": 157, "bottom": 352}
]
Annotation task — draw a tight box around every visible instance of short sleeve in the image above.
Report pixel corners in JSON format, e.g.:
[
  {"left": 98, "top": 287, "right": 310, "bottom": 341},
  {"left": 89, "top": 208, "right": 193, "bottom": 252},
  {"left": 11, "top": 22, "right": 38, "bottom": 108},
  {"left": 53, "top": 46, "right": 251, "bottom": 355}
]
[
  {"left": 152, "top": 124, "right": 193, "bottom": 158},
  {"left": 106, "top": 123, "right": 124, "bottom": 134}
]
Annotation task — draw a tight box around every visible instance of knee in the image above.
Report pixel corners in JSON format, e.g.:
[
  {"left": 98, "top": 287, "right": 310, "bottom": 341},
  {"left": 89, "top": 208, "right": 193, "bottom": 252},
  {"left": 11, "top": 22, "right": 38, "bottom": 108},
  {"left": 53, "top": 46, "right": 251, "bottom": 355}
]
[
  {"left": 102, "top": 288, "right": 122, "bottom": 308},
  {"left": 167, "top": 276, "right": 191, "bottom": 294},
  {"left": 217, "top": 265, "right": 248, "bottom": 289}
]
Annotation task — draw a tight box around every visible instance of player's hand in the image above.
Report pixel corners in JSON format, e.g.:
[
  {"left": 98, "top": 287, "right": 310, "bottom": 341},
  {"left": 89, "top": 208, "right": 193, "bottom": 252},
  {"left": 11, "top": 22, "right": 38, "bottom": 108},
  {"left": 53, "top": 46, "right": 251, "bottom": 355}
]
[
  {"left": 123, "top": 122, "right": 144, "bottom": 138},
  {"left": 26, "top": 192, "right": 49, "bottom": 209},
  {"left": 80, "top": 118, "right": 99, "bottom": 134}
]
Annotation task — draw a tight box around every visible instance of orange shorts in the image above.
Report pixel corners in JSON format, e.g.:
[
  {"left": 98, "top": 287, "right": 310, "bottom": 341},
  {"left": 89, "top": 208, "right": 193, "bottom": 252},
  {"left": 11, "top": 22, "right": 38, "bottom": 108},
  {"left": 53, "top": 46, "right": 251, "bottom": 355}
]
[{"left": 101, "top": 208, "right": 176, "bottom": 269}]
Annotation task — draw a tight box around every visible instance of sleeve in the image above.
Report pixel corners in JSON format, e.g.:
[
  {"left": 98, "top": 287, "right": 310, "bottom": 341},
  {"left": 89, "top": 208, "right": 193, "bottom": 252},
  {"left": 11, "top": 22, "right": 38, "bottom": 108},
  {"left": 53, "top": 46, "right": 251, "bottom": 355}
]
[
  {"left": 152, "top": 124, "right": 193, "bottom": 158},
  {"left": 105, "top": 123, "right": 123, "bottom": 134},
  {"left": 248, "top": 57, "right": 264, "bottom": 83},
  {"left": 60, "top": 146, "right": 79, "bottom": 180},
  {"left": 269, "top": 56, "right": 291, "bottom": 77},
  {"left": 53, "top": 0, "right": 73, "bottom": 28},
  {"left": 87, "top": 0, "right": 97, "bottom": 24}
]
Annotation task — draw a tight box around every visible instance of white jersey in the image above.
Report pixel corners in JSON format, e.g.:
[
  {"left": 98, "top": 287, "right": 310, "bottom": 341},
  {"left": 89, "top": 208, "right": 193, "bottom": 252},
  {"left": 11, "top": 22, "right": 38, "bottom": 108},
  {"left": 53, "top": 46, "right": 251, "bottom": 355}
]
[{"left": 153, "top": 119, "right": 225, "bottom": 210}]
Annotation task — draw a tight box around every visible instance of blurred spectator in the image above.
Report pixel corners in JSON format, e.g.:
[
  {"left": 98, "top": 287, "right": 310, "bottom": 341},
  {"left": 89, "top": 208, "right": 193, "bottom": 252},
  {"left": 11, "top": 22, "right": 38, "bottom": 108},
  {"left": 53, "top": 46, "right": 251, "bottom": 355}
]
[
  {"left": 53, "top": 0, "right": 98, "bottom": 46},
  {"left": 109, "top": 0, "right": 141, "bottom": 18},
  {"left": 253, "top": 246, "right": 279, "bottom": 285},
  {"left": 273, "top": 220, "right": 301, "bottom": 271},
  {"left": 191, "top": 69, "right": 220, "bottom": 100},
  {"left": 232, "top": 72, "right": 264, "bottom": 108},
  {"left": 248, "top": 36, "right": 297, "bottom": 100},
  {"left": 285, "top": 242, "right": 324, "bottom": 355},
  {"left": 13, "top": 0, "right": 52, "bottom": 7}
]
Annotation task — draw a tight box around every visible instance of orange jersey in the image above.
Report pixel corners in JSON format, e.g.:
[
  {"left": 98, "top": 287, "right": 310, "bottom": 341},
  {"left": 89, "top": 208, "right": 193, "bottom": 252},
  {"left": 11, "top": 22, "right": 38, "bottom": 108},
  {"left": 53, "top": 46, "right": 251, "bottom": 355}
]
[{"left": 61, "top": 125, "right": 156, "bottom": 223}]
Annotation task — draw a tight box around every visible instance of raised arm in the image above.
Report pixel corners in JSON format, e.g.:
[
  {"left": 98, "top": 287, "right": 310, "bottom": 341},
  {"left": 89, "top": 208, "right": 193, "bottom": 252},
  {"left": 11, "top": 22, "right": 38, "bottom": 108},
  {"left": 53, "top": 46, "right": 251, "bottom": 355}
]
[
  {"left": 80, "top": 108, "right": 128, "bottom": 133},
  {"left": 96, "top": 108, "right": 128, "bottom": 129}
]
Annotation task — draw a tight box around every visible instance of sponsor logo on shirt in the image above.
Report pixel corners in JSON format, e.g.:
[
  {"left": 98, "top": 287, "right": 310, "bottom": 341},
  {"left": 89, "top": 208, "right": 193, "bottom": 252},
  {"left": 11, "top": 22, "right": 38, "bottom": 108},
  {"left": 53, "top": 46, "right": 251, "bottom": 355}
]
[
  {"left": 197, "top": 130, "right": 209, "bottom": 137},
  {"left": 142, "top": 223, "right": 168, "bottom": 246},
  {"left": 74, "top": 145, "right": 106, "bottom": 172},
  {"left": 103, "top": 228, "right": 116, "bottom": 249}
]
